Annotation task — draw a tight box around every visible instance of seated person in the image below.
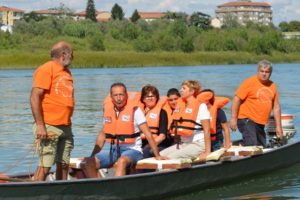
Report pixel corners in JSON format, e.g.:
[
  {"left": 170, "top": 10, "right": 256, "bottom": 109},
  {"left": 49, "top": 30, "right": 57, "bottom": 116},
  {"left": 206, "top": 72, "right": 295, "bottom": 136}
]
[
  {"left": 81, "top": 82, "right": 165, "bottom": 177},
  {"left": 140, "top": 85, "right": 173, "bottom": 158},
  {"left": 201, "top": 89, "right": 231, "bottom": 151},
  {"left": 160, "top": 80, "right": 211, "bottom": 162}
]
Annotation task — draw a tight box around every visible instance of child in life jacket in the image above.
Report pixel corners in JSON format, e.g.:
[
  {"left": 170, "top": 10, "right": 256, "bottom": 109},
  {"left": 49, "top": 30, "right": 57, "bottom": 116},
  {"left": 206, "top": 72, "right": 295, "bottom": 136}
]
[{"left": 201, "top": 89, "right": 231, "bottom": 151}]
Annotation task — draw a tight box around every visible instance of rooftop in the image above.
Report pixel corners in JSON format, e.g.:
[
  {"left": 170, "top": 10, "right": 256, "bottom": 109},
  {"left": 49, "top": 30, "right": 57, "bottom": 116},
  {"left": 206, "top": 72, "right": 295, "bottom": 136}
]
[
  {"left": 0, "top": 6, "right": 24, "bottom": 12},
  {"left": 218, "top": 1, "right": 271, "bottom": 8}
]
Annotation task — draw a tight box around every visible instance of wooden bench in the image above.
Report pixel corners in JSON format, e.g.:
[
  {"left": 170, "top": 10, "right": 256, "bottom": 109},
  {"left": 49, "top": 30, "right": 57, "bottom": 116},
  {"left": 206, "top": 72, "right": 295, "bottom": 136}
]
[{"left": 136, "top": 158, "right": 192, "bottom": 171}]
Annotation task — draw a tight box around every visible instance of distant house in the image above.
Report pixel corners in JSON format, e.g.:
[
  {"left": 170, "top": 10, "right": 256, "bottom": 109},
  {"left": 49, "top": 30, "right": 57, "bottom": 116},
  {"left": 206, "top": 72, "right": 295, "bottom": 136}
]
[
  {"left": 216, "top": 0, "right": 273, "bottom": 26},
  {"left": 0, "top": 6, "right": 24, "bottom": 26},
  {"left": 138, "top": 12, "right": 166, "bottom": 22},
  {"left": 282, "top": 32, "right": 300, "bottom": 39},
  {"left": 33, "top": 9, "right": 67, "bottom": 18},
  {"left": 73, "top": 11, "right": 111, "bottom": 22},
  {"left": 211, "top": 18, "right": 222, "bottom": 28}
]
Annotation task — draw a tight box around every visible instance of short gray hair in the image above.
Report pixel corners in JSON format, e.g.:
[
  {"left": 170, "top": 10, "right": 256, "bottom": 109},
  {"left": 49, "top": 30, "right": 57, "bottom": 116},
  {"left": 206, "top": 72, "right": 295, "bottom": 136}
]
[{"left": 258, "top": 59, "right": 273, "bottom": 73}]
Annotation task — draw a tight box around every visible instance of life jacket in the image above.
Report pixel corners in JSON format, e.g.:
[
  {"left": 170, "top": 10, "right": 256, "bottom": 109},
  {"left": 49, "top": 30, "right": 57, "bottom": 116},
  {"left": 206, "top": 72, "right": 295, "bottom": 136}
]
[
  {"left": 103, "top": 92, "right": 141, "bottom": 145},
  {"left": 171, "top": 97, "right": 205, "bottom": 137},
  {"left": 140, "top": 96, "right": 168, "bottom": 140},
  {"left": 198, "top": 91, "right": 230, "bottom": 141}
]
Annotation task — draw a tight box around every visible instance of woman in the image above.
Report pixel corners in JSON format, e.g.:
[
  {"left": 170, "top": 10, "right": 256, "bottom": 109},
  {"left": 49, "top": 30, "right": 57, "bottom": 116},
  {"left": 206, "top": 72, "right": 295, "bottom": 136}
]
[{"left": 140, "top": 84, "right": 172, "bottom": 158}]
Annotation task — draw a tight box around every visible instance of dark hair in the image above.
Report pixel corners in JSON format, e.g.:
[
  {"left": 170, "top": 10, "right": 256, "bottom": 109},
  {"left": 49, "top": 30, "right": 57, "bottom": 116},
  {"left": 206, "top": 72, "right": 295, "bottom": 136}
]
[
  {"left": 110, "top": 82, "right": 127, "bottom": 94},
  {"left": 201, "top": 89, "right": 215, "bottom": 105},
  {"left": 167, "top": 88, "right": 180, "bottom": 97},
  {"left": 141, "top": 84, "right": 159, "bottom": 104}
]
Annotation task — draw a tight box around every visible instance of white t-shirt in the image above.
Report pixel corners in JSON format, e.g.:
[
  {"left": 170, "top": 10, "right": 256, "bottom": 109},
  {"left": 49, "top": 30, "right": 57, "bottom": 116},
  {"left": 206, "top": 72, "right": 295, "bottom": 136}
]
[
  {"left": 180, "top": 103, "right": 210, "bottom": 143},
  {"left": 104, "top": 107, "right": 146, "bottom": 153}
]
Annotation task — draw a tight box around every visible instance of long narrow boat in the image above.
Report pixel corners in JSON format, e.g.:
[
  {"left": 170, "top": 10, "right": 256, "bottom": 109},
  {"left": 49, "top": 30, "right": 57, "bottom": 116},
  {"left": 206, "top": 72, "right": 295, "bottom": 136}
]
[{"left": 1, "top": 140, "right": 300, "bottom": 200}]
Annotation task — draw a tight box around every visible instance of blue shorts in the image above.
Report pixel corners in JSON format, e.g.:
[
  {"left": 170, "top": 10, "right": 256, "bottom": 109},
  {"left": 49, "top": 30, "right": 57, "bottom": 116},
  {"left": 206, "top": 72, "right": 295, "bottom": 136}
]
[{"left": 95, "top": 145, "right": 143, "bottom": 168}]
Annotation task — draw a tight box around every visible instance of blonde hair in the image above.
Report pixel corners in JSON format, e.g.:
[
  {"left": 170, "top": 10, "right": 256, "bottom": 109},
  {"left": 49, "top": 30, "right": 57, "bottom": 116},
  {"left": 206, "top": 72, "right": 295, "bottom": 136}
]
[{"left": 182, "top": 80, "right": 201, "bottom": 97}]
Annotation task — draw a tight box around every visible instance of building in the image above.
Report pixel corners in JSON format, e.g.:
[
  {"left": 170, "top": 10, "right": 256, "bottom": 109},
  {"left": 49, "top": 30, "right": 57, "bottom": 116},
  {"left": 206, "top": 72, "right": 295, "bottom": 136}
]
[
  {"left": 282, "top": 32, "right": 300, "bottom": 39},
  {"left": 73, "top": 11, "right": 111, "bottom": 22},
  {"left": 211, "top": 18, "right": 222, "bottom": 28},
  {"left": 0, "top": 6, "right": 24, "bottom": 26},
  {"left": 138, "top": 12, "right": 166, "bottom": 22},
  {"left": 215, "top": 0, "right": 272, "bottom": 26},
  {"left": 33, "top": 9, "right": 66, "bottom": 17}
]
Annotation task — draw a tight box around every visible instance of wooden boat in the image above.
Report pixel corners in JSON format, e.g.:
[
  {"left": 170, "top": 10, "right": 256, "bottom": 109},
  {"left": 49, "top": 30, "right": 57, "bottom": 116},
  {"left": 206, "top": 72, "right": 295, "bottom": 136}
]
[{"left": 1, "top": 139, "right": 300, "bottom": 200}]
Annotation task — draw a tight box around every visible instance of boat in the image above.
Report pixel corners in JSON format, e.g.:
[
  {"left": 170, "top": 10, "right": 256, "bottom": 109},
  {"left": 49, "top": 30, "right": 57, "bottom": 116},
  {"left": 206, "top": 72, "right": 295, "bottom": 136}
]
[{"left": 1, "top": 138, "right": 300, "bottom": 200}]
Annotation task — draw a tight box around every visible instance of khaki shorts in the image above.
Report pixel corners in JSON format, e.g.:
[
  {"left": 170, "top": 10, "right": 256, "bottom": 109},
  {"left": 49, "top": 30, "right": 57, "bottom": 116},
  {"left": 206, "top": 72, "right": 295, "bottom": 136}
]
[{"left": 33, "top": 123, "right": 74, "bottom": 168}]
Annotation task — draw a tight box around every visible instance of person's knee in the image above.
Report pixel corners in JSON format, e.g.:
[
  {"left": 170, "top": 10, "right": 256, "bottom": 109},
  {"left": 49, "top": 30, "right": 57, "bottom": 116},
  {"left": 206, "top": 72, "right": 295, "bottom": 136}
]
[
  {"left": 81, "top": 157, "right": 100, "bottom": 169},
  {"left": 116, "top": 156, "right": 130, "bottom": 168}
]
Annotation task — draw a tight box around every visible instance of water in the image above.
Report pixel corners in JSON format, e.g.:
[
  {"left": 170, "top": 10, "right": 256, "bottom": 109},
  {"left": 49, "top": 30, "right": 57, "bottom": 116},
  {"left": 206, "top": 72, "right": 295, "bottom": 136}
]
[{"left": 0, "top": 64, "right": 300, "bottom": 199}]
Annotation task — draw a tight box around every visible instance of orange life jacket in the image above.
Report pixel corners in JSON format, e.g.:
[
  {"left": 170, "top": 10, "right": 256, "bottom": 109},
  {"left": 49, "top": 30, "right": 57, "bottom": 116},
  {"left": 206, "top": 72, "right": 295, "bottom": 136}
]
[
  {"left": 140, "top": 96, "right": 168, "bottom": 140},
  {"left": 171, "top": 97, "right": 204, "bottom": 137},
  {"left": 103, "top": 92, "right": 141, "bottom": 144},
  {"left": 208, "top": 96, "right": 230, "bottom": 141}
]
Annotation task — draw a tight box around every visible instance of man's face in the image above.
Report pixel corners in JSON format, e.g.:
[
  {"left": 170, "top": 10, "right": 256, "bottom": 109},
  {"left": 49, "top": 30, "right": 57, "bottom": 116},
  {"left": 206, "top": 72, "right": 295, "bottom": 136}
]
[
  {"left": 111, "top": 86, "right": 127, "bottom": 110},
  {"left": 257, "top": 67, "right": 271, "bottom": 83},
  {"left": 63, "top": 50, "right": 73, "bottom": 67}
]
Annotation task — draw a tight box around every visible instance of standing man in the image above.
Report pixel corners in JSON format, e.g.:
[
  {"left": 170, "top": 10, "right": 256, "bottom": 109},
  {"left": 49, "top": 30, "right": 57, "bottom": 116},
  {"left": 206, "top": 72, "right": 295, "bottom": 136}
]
[
  {"left": 30, "top": 41, "right": 74, "bottom": 181},
  {"left": 230, "top": 60, "right": 283, "bottom": 147},
  {"left": 82, "top": 83, "right": 166, "bottom": 177}
]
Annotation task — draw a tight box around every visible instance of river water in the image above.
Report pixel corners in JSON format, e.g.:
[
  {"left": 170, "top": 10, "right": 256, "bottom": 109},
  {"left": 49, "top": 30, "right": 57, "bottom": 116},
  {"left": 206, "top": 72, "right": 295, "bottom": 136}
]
[{"left": 0, "top": 63, "right": 299, "bottom": 199}]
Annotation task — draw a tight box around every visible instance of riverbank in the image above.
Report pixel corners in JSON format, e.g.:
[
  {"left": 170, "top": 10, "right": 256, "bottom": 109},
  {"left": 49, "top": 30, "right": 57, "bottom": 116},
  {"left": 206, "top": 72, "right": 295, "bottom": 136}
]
[{"left": 1, "top": 50, "right": 300, "bottom": 69}]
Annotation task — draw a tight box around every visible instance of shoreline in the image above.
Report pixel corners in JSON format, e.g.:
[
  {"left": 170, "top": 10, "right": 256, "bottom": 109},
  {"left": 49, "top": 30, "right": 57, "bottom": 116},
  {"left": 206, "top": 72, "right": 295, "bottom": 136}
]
[{"left": 1, "top": 51, "right": 300, "bottom": 70}]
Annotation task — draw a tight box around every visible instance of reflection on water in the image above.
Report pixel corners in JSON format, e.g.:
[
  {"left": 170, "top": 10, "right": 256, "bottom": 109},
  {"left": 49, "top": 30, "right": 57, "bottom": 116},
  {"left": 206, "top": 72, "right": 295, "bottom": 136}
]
[{"left": 0, "top": 64, "right": 300, "bottom": 198}]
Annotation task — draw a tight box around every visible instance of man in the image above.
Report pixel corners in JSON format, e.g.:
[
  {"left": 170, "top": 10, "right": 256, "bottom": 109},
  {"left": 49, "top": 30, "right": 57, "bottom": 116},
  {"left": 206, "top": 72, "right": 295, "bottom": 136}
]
[
  {"left": 160, "top": 80, "right": 211, "bottom": 162},
  {"left": 30, "top": 41, "right": 74, "bottom": 181},
  {"left": 230, "top": 60, "right": 283, "bottom": 147},
  {"left": 82, "top": 83, "right": 166, "bottom": 177}
]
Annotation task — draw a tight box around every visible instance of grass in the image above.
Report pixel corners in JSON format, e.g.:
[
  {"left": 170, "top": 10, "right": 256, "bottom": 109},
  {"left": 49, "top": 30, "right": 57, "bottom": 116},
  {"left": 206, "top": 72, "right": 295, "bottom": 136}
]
[{"left": 1, "top": 50, "right": 300, "bottom": 70}]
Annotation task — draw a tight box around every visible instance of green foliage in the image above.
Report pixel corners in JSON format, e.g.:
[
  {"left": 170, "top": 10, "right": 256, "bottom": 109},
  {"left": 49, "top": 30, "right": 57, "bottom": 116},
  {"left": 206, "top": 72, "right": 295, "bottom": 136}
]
[
  {"left": 181, "top": 37, "right": 195, "bottom": 53},
  {"left": 189, "top": 12, "right": 211, "bottom": 30},
  {"left": 63, "top": 20, "right": 99, "bottom": 38},
  {"left": 86, "top": 0, "right": 97, "bottom": 22},
  {"left": 168, "top": 20, "right": 187, "bottom": 38},
  {"left": 22, "top": 12, "right": 45, "bottom": 22},
  {"left": 131, "top": 9, "right": 140, "bottom": 23},
  {"left": 111, "top": 4, "right": 124, "bottom": 20},
  {"left": 133, "top": 37, "right": 155, "bottom": 52},
  {"left": 88, "top": 33, "right": 105, "bottom": 51}
]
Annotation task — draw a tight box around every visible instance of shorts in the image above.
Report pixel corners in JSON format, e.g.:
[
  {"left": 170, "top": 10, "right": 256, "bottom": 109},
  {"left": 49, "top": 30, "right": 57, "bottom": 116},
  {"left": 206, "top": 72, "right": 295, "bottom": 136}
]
[
  {"left": 237, "top": 118, "right": 266, "bottom": 147},
  {"left": 95, "top": 145, "right": 143, "bottom": 168},
  {"left": 33, "top": 123, "right": 74, "bottom": 167}
]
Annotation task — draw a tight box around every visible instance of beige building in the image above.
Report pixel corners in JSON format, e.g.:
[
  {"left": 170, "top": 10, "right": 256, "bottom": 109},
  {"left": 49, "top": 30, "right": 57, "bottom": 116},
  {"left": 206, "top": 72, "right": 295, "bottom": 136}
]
[
  {"left": 0, "top": 6, "right": 24, "bottom": 26},
  {"left": 216, "top": 0, "right": 272, "bottom": 26},
  {"left": 73, "top": 11, "right": 111, "bottom": 22},
  {"left": 138, "top": 12, "right": 166, "bottom": 22}
]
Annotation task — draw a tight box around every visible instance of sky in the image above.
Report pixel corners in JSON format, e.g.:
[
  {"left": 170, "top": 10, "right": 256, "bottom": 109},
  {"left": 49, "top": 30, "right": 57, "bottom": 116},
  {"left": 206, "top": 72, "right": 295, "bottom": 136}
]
[{"left": 1, "top": 0, "right": 300, "bottom": 25}]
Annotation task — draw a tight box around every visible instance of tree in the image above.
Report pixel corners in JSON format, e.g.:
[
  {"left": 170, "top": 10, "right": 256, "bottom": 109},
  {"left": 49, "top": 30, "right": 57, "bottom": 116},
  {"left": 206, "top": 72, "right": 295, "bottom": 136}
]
[
  {"left": 86, "top": 0, "right": 97, "bottom": 22},
  {"left": 131, "top": 9, "right": 140, "bottom": 23},
  {"left": 189, "top": 12, "right": 211, "bottom": 30},
  {"left": 222, "top": 13, "right": 240, "bottom": 28},
  {"left": 22, "top": 11, "right": 45, "bottom": 22},
  {"left": 111, "top": 3, "right": 124, "bottom": 20},
  {"left": 279, "top": 21, "right": 290, "bottom": 32}
]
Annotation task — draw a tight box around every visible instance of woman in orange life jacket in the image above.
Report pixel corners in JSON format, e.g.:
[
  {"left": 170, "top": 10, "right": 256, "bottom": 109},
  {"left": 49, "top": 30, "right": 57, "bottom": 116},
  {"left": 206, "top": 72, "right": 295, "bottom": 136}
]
[
  {"left": 201, "top": 89, "right": 231, "bottom": 151},
  {"left": 140, "top": 85, "right": 172, "bottom": 158},
  {"left": 160, "top": 80, "right": 211, "bottom": 162},
  {"left": 164, "top": 88, "right": 181, "bottom": 132}
]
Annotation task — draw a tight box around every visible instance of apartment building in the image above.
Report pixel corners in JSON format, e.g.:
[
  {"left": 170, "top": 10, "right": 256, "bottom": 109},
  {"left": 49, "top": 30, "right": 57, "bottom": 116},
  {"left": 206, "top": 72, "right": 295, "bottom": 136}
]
[
  {"left": 0, "top": 6, "right": 24, "bottom": 26},
  {"left": 216, "top": 0, "right": 272, "bottom": 26}
]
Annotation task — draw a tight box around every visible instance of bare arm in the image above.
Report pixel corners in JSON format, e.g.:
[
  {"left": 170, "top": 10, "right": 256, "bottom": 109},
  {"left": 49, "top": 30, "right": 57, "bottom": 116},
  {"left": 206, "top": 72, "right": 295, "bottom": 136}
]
[
  {"left": 221, "top": 122, "right": 231, "bottom": 149},
  {"left": 90, "top": 130, "right": 106, "bottom": 157},
  {"left": 230, "top": 95, "right": 241, "bottom": 132},
  {"left": 198, "top": 119, "right": 211, "bottom": 161},
  {"left": 154, "top": 134, "right": 166, "bottom": 145},
  {"left": 273, "top": 101, "right": 283, "bottom": 139},
  {"left": 139, "top": 123, "right": 167, "bottom": 160},
  {"left": 30, "top": 87, "right": 47, "bottom": 139}
]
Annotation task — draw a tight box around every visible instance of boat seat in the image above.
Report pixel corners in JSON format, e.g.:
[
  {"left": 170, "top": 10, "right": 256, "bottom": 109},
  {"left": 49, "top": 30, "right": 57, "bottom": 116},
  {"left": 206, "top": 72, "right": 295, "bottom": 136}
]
[
  {"left": 136, "top": 158, "right": 192, "bottom": 171},
  {"left": 69, "top": 158, "right": 108, "bottom": 178},
  {"left": 225, "top": 145, "right": 263, "bottom": 156}
]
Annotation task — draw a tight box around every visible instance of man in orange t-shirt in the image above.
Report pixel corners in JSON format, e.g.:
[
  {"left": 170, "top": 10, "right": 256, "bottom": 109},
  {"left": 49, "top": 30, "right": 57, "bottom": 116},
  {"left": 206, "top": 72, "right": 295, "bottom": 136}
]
[
  {"left": 230, "top": 60, "right": 283, "bottom": 147},
  {"left": 30, "top": 41, "right": 74, "bottom": 181}
]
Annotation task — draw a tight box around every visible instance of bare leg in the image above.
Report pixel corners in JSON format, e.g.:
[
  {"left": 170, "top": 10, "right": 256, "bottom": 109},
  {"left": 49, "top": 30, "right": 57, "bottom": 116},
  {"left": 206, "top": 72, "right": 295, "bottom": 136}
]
[
  {"left": 56, "top": 162, "right": 69, "bottom": 180},
  {"left": 81, "top": 157, "right": 101, "bottom": 178},
  {"left": 114, "top": 156, "right": 131, "bottom": 177},
  {"left": 34, "top": 166, "right": 51, "bottom": 181}
]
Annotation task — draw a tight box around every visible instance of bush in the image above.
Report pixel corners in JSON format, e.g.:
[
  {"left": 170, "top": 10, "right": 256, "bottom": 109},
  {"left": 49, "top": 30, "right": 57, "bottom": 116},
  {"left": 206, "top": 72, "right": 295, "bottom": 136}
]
[
  {"left": 88, "top": 33, "right": 105, "bottom": 51},
  {"left": 133, "top": 37, "right": 155, "bottom": 52}
]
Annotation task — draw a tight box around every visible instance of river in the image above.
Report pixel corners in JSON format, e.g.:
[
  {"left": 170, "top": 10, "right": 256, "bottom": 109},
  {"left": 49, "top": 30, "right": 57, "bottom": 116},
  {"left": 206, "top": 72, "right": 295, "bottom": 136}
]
[{"left": 0, "top": 63, "right": 299, "bottom": 199}]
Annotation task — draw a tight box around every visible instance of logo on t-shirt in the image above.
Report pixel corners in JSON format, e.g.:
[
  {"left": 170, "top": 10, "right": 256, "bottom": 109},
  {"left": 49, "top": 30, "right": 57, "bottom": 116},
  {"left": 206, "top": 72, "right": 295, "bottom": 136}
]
[
  {"left": 122, "top": 115, "right": 130, "bottom": 122},
  {"left": 256, "top": 87, "right": 274, "bottom": 104},
  {"left": 55, "top": 74, "right": 74, "bottom": 98}
]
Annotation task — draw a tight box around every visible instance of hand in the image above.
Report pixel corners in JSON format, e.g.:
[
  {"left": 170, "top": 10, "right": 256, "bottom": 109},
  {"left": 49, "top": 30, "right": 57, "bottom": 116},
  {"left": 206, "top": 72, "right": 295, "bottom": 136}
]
[
  {"left": 276, "top": 127, "right": 283, "bottom": 140},
  {"left": 155, "top": 155, "right": 169, "bottom": 160},
  {"left": 197, "top": 152, "right": 208, "bottom": 163},
  {"left": 36, "top": 124, "right": 47, "bottom": 140},
  {"left": 230, "top": 118, "right": 237, "bottom": 132}
]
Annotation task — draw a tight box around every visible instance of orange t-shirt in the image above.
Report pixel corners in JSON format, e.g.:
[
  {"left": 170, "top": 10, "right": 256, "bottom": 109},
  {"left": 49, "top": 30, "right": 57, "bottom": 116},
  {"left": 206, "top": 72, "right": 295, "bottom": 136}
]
[
  {"left": 236, "top": 75, "right": 278, "bottom": 125},
  {"left": 33, "top": 61, "right": 74, "bottom": 125}
]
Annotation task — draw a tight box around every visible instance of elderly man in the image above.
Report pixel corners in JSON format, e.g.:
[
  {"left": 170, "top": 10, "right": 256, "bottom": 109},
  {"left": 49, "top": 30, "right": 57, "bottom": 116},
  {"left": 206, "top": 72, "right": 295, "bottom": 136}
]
[
  {"left": 30, "top": 41, "right": 74, "bottom": 181},
  {"left": 230, "top": 60, "right": 283, "bottom": 147},
  {"left": 82, "top": 83, "right": 166, "bottom": 177}
]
